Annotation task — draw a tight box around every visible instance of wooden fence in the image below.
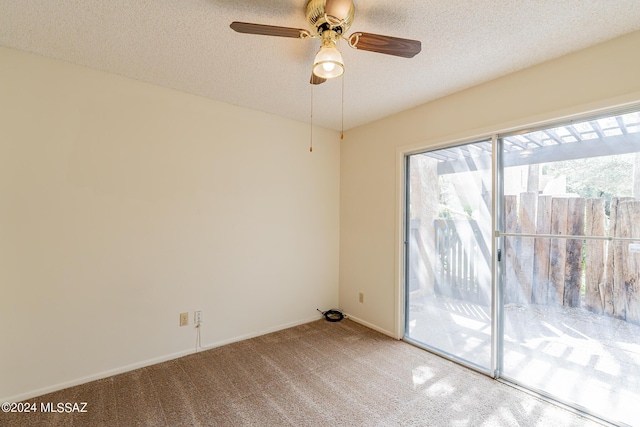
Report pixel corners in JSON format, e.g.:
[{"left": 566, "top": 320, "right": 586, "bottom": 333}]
[
  {"left": 433, "top": 194, "right": 640, "bottom": 324},
  {"left": 433, "top": 219, "right": 491, "bottom": 305}
]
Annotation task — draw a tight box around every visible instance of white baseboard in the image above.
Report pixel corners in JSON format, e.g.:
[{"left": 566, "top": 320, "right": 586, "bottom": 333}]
[
  {"left": 345, "top": 314, "right": 399, "bottom": 339},
  {"left": 2, "top": 348, "right": 194, "bottom": 404},
  {"left": 2, "top": 315, "right": 323, "bottom": 403},
  {"left": 197, "top": 315, "right": 323, "bottom": 350}
]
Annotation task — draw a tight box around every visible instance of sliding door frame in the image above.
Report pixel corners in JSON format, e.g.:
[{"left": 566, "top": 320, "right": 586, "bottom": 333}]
[
  {"left": 399, "top": 102, "right": 640, "bottom": 426},
  {"left": 492, "top": 106, "right": 640, "bottom": 427},
  {"left": 402, "top": 136, "right": 497, "bottom": 377},
  {"left": 491, "top": 133, "right": 503, "bottom": 379}
]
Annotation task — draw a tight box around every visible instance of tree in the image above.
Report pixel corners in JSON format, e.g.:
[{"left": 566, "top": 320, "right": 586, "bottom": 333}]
[{"left": 542, "top": 154, "right": 635, "bottom": 201}]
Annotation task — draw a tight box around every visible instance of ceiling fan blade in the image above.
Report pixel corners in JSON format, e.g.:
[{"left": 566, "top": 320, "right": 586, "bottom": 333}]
[
  {"left": 325, "top": 0, "right": 353, "bottom": 21},
  {"left": 230, "top": 22, "right": 310, "bottom": 39},
  {"left": 348, "top": 32, "right": 421, "bottom": 58},
  {"left": 310, "top": 73, "right": 326, "bottom": 85}
]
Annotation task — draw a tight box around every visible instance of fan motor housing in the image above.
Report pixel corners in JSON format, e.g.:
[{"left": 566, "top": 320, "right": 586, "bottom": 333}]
[{"left": 306, "top": 0, "right": 355, "bottom": 35}]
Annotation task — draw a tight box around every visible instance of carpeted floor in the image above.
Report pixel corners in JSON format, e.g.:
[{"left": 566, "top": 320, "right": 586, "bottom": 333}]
[{"left": 1, "top": 319, "right": 605, "bottom": 426}]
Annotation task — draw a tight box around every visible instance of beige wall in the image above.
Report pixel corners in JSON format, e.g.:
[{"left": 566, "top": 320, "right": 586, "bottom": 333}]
[
  {"left": 0, "top": 47, "right": 340, "bottom": 401},
  {"left": 339, "top": 31, "right": 640, "bottom": 336}
]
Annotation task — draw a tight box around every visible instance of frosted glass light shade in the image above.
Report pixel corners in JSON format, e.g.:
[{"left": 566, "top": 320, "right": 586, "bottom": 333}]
[{"left": 312, "top": 45, "right": 344, "bottom": 79}]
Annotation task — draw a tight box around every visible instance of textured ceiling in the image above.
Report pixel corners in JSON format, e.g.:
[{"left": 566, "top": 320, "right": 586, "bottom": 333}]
[{"left": 2, "top": 1, "right": 640, "bottom": 131}]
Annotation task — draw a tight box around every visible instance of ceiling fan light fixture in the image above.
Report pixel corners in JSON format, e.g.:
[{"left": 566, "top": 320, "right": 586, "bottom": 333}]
[
  {"left": 312, "top": 45, "right": 344, "bottom": 79},
  {"left": 312, "top": 30, "right": 344, "bottom": 79}
]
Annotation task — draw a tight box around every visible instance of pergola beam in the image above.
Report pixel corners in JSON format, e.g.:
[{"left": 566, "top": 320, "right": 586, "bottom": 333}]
[{"left": 436, "top": 134, "right": 640, "bottom": 175}]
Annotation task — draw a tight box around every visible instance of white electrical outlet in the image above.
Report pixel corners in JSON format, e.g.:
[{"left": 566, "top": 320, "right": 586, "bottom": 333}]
[
  {"left": 194, "top": 310, "right": 202, "bottom": 324},
  {"left": 180, "top": 312, "right": 189, "bottom": 327}
]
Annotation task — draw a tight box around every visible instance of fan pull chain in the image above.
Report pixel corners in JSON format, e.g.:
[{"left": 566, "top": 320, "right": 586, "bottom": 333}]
[
  {"left": 341, "top": 75, "right": 344, "bottom": 140},
  {"left": 310, "top": 83, "right": 313, "bottom": 152}
]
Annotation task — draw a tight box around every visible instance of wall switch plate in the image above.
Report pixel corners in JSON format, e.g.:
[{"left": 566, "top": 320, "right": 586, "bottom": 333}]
[
  {"left": 194, "top": 310, "right": 202, "bottom": 324},
  {"left": 359, "top": 292, "right": 364, "bottom": 303},
  {"left": 180, "top": 312, "right": 189, "bottom": 327}
]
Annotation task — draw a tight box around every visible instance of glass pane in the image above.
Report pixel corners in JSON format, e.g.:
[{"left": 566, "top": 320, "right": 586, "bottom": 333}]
[
  {"left": 501, "top": 110, "right": 640, "bottom": 426},
  {"left": 406, "top": 140, "right": 492, "bottom": 370}
]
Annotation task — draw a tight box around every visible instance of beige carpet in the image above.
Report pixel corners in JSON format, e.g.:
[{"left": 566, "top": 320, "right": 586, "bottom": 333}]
[{"left": 1, "top": 319, "right": 605, "bottom": 426}]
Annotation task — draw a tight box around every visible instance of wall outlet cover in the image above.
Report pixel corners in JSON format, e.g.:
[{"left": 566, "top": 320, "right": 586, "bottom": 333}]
[{"left": 180, "top": 312, "right": 189, "bottom": 327}]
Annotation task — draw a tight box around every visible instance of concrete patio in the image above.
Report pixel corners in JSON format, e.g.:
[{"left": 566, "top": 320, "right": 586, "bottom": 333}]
[{"left": 407, "top": 294, "right": 640, "bottom": 426}]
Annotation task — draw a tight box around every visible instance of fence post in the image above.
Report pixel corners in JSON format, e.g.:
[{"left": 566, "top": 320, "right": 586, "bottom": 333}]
[
  {"left": 585, "top": 198, "right": 606, "bottom": 313},
  {"left": 549, "top": 198, "right": 569, "bottom": 305},
  {"left": 511, "top": 192, "right": 537, "bottom": 304},
  {"left": 564, "top": 198, "right": 585, "bottom": 307},
  {"left": 518, "top": 192, "right": 536, "bottom": 303},
  {"left": 504, "top": 195, "right": 518, "bottom": 304},
  {"left": 533, "top": 196, "right": 552, "bottom": 304},
  {"left": 606, "top": 197, "right": 634, "bottom": 318},
  {"left": 620, "top": 200, "right": 640, "bottom": 324}
]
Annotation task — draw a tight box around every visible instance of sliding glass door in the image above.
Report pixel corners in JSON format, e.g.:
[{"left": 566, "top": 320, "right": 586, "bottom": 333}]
[
  {"left": 405, "top": 109, "right": 640, "bottom": 426},
  {"left": 405, "top": 139, "right": 493, "bottom": 372},
  {"left": 499, "top": 111, "right": 640, "bottom": 426}
]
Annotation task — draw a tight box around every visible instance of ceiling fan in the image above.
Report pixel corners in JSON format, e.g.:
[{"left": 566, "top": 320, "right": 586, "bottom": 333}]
[{"left": 230, "top": 0, "right": 421, "bottom": 85}]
